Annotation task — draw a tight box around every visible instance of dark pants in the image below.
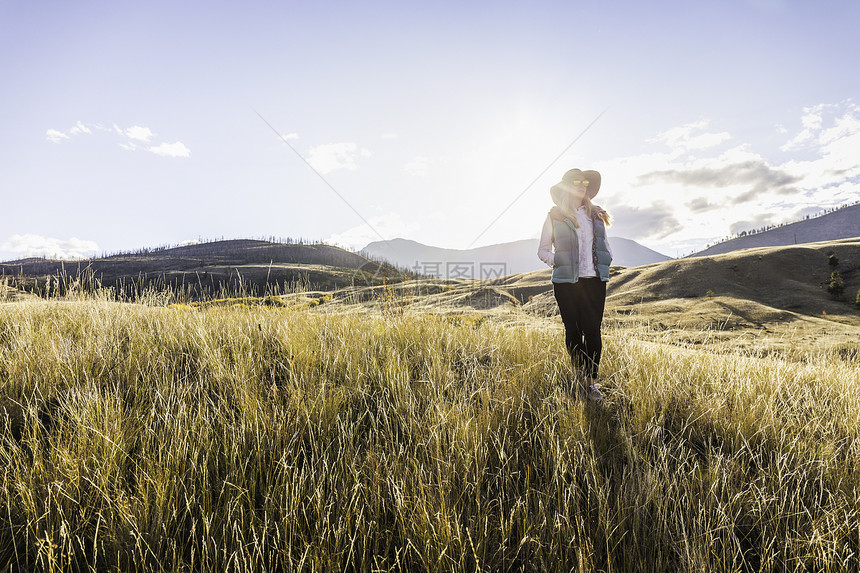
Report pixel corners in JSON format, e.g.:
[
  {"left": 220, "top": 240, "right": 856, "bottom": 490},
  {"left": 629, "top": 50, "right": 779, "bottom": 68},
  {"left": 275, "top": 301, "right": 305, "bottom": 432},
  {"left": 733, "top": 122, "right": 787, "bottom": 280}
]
[{"left": 553, "top": 278, "right": 607, "bottom": 379}]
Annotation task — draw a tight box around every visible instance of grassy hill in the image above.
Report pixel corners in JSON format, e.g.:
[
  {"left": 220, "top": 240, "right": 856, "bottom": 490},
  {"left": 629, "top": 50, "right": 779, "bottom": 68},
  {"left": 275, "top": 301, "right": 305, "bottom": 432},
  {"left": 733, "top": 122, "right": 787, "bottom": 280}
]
[
  {"left": 0, "top": 239, "right": 408, "bottom": 299},
  {"left": 608, "top": 238, "right": 859, "bottom": 317},
  {"left": 513, "top": 238, "right": 860, "bottom": 354},
  {"left": 3, "top": 235, "right": 859, "bottom": 360},
  {"left": 342, "top": 238, "right": 860, "bottom": 324},
  {"left": 4, "top": 237, "right": 858, "bottom": 346}
]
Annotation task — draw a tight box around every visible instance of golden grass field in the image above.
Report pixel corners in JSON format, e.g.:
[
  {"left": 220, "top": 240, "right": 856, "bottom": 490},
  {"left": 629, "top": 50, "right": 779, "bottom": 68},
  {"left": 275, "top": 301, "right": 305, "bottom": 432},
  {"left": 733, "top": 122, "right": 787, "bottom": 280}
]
[{"left": 1, "top": 240, "right": 859, "bottom": 572}]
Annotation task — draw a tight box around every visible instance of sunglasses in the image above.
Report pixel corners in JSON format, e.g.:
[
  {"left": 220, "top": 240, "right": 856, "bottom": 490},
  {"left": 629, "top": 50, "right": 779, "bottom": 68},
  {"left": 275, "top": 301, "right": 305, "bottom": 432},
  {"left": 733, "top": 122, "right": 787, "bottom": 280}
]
[{"left": 570, "top": 179, "right": 590, "bottom": 187}]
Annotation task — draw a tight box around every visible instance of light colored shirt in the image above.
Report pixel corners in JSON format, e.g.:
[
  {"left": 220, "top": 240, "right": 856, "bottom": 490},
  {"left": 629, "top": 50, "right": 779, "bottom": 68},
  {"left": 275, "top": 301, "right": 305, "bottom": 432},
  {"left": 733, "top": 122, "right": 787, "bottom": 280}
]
[{"left": 537, "top": 207, "right": 612, "bottom": 276}]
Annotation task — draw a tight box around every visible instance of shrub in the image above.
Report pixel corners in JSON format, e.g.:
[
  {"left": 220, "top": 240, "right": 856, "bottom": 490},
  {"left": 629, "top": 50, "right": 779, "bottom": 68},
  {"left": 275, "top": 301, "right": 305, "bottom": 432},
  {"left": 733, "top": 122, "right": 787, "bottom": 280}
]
[
  {"left": 376, "top": 279, "right": 411, "bottom": 315},
  {"left": 262, "top": 296, "right": 289, "bottom": 308},
  {"left": 829, "top": 253, "right": 839, "bottom": 267},
  {"left": 856, "top": 287, "right": 860, "bottom": 309},
  {"left": 828, "top": 270, "right": 845, "bottom": 297},
  {"left": 308, "top": 294, "right": 333, "bottom": 308}
]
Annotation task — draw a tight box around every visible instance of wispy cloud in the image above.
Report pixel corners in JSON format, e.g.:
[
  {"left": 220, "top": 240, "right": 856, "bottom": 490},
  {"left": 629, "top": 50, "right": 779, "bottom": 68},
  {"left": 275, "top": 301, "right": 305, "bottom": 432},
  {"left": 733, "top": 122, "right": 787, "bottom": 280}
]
[
  {"left": 637, "top": 161, "right": 802, "bottom": 203},
  {"left": 307, "top": 142, "right": 372, "bottom": 174},
  {"left": 148, "top": 142, "right": 191, "bottom": 158},
  {"left": 0, "top": 234, "right": 99, "bottom": 260},
  {"left": 685, "top": 197, "right": 719, "bottom": 213},
  {"left": 45, "top": 129, "right": 70, "bottom": 143},
  {"left": 780, "top": 103, "right": 860, "bottom": 182},
  {"left": 608, "top": 203, "right": 682, "bottom": 240},
  {"left": 44, "top": 120, "right": 191, "bottom": 158},
  {"left": 781, "top": 104, "right": 827, "bottom": 150},
  {"left": 68, "top": 121, "right": 92, "bottom": 136},
  {"left": 46, "top": 121, "right": 96, "bottom": 143}
]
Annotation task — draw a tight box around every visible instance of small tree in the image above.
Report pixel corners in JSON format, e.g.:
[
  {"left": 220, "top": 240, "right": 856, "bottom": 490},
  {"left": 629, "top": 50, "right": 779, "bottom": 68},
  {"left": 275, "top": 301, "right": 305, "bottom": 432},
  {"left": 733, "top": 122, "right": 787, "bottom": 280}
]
[
  {"left": 855, "top": 287, "right": 860, "bottom": 309},
  {"left": 829, "top": 253, "right": 839, "bottom": 267},
  {"left": 828, "top": 270, "right": 845, "bottom": 297}
]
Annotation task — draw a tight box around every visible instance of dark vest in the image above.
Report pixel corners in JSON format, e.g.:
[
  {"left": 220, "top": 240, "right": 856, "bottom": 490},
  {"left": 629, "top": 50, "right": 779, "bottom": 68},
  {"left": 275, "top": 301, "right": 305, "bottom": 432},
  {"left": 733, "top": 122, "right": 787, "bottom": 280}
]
[{"left": 549, "top": 207, "right": 611, "bottom": 283}]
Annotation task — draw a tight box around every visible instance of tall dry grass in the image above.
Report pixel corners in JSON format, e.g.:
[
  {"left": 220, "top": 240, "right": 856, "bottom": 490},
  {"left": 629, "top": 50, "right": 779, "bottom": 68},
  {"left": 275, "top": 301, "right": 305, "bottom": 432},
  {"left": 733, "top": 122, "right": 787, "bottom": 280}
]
[{"left": 1, "top": 296, "right": 859, "bottom": 571}]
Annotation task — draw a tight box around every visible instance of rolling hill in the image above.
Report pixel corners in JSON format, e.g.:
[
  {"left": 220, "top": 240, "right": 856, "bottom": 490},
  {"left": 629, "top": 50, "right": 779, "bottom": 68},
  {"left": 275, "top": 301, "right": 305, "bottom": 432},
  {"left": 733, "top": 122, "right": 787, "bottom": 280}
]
[
  {"left": 339, "top": 238, "right": 860, "bottom": 346},
  {"left": 0, "top": 239, "right": 404, "bottom": 298},
  {"left": 508, "top": 238, "right": 860, "bottom": 353},
  {"left": 4, "top": 235, "right": 859, "bottom": 351},
  {"left": 693, "top": 203, "right": 860, "bottom": 257},
  {"left": 303, "top": 238, "right": 860, "bottom": 344},
  {"left": 606, "top": 238, "right": 859, "bottom": 319}
]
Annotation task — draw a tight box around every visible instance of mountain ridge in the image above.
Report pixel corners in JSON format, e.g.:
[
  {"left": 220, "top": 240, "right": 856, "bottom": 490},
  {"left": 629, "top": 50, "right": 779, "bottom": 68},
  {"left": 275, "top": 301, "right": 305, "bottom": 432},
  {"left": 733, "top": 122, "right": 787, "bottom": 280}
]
[{"left": 362, "top": 236, "right": 671, "bottom": 278}]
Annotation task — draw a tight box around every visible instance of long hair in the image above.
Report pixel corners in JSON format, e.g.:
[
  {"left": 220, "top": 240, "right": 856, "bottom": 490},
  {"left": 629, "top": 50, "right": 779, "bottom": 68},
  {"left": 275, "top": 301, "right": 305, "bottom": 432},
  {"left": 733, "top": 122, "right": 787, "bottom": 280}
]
[{"left": 561, "top": 195, "right": 612, "bottom": 227}]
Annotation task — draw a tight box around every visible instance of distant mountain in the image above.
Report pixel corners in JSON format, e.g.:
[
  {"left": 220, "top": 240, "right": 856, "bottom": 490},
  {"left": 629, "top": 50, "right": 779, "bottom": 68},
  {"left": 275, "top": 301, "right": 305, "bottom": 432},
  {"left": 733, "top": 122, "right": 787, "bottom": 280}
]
[
  {"left": 692, "top": 203, "right": 860, "bottom": 257},
  {"left": 361, "top": 236, "right": 670, "bottom": 279}
]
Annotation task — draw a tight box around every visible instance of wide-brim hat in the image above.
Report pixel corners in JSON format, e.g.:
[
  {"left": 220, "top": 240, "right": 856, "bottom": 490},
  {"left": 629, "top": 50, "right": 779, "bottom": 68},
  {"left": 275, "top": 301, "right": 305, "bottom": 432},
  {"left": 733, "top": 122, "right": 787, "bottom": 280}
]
[{"left": 550, "top": 168, "right": 601, "bottom": 205}]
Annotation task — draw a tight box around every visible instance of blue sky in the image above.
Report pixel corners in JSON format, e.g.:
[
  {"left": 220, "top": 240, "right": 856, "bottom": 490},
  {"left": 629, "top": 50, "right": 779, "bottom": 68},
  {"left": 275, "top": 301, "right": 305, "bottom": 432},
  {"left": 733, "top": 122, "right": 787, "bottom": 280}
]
[{"left": 2, "top": 0, "right": 859, "bottom": 261}]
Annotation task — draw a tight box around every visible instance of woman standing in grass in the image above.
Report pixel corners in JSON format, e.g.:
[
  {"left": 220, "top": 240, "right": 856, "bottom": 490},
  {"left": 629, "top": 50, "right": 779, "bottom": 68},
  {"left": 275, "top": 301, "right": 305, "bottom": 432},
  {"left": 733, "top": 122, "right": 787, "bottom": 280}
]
[{"left": 537, "top": 168, "right": 612, "bottom": 400}]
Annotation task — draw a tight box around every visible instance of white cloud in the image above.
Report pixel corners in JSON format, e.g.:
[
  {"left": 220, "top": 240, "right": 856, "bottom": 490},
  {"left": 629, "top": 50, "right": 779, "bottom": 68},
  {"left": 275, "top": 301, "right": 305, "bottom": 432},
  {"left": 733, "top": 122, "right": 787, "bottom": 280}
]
[
  {"left": 779, "top": 102, "right": 860, "bottom": 154},
  {"left": 45, "top": 121, "right": 190, "bottom": 158},
  {"left": 779, "top": 103, "right": 860, "bottom": 184},
  {"left": 609, "top": 202, "right": 682, "bottom": 240},
  {"left": 0, "top": 234, "right": 99, "bottom": 260},
  {"left": 48, "top": 121, "right": 94, "bottom": 142},
  {"left": 282, "top": 132, "right": 299, "bottom": 140},
  {"left": 46, "top": 129, "right": 69, "bottom": 143},
  {"left": 381, "top": 133, "right": 398, "bottom": 139},
  {"left": 148, "top": 142, "right": 191, "bottom": 158},
  {"left": 125, "top": 125, "right": 154, "bottom": 142},
  {"left": 781, "top": 104, "right": 826, "bottom": 150},
  {"left": 821, "top": 107, "right": 860, "bottom": 143},
  {"left": 69, "top": 121, "right": 92, "bottom": 136},
  {"left": 307, "top": 142, "right": 372, "bottom": 174}
]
